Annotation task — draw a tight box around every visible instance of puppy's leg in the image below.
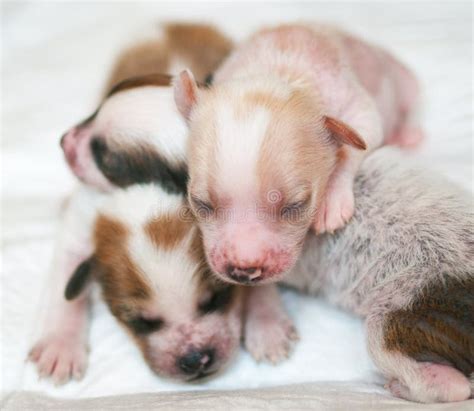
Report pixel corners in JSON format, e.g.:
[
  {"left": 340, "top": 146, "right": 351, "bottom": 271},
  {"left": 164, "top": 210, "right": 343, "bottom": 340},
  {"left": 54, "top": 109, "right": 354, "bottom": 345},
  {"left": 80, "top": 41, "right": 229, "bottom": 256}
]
[
  {"left": 243, "top": 284, "right": 299, "bottom": 364},
  {"left": 315, "top": 87, "right": 384, "bottom": 234},
  {"left": 28, "top": 282, "right": 89, "bottom": 384},
  {"left": 366, "top": 313, "right": 471, "bottom": 403},
  {"left": 28, "top": 189, "right": 97, "bottom": 384}
]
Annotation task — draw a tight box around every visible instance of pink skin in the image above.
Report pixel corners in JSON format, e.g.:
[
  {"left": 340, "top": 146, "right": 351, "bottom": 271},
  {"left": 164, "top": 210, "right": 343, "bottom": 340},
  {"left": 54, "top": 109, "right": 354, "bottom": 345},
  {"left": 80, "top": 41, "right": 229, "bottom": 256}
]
[
  {"left": 60, "top": 125, "right": 114, "bottom": 191},
  {"left": 28, "top": 254, "right": 90, "bottom": 385},
  {"left": 243, "top": 285, "right": 299, "bottom": 363},
  {"left": 142, "top": 311, "right": 242, "bottom": 380},
  {"left": 197, "top": 201, "right": 305, "bottom": 284},
  {"left": 387, "top": 363, "right": 472, "bottom": 403},
  {"left": 209, "top": 223, "right": 294, "bottom": 283}
]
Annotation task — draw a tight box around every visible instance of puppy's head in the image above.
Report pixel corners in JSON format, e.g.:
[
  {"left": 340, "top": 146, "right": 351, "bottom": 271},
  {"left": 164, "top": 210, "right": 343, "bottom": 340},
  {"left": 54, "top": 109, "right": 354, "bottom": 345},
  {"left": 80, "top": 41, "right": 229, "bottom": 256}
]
[
  {"left": 174, "top": 70, "right": 366, "bottom": 284},
  {"left": 65, "top": 184, "right": 243, "bottom": 381},
  {"left": 61, "top": 74, "right": 188, "bottom": 193}
]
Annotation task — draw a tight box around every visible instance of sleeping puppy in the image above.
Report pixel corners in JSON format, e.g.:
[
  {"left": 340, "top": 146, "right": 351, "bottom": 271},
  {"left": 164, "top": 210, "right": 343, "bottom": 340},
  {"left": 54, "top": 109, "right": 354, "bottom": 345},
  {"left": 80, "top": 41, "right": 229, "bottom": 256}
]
[
  {"left": 174, "top": 23, "right": 423, "bottom": 286},
  {"left": 29, "top": 74, "right": 192, "bottom": 383},
  {"left": 280, "top": 148, "right": 472, "bottom": 403},
  {"left": 32, "top": 184, "right": 244, "bottom": 382},
  {"left": 60, "top": 22, "right": 232, "bottom": 192}
]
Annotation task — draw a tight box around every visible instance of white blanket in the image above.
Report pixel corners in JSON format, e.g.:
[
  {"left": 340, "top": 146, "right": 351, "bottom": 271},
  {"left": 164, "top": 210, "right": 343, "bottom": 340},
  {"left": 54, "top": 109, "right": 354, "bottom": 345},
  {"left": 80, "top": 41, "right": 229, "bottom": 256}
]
[{"left": 2, "top": 0, "right": 472, "bottom": 403}]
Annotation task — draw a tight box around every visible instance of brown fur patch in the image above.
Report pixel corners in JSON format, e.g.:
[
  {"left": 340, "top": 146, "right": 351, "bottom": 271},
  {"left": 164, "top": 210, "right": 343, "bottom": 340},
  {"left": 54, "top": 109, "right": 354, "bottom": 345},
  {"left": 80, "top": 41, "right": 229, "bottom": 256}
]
[
  {"left": 94, "top": 214, "right": 153, "bottom": 317},
  {"left": 383, "top": 276, "right": 474, "bottom": 376},
  {"left": 164, "top": 23, "right": 233, "bottom": 83},
  {"left": 104, "top": 40, "right": 170, "bottom": 94},
  {"left": 103, "top": 23, "right": 233, "bottom": 97},
  {"left": 145, "top": 209, "right": 192, "bottom": 251}
]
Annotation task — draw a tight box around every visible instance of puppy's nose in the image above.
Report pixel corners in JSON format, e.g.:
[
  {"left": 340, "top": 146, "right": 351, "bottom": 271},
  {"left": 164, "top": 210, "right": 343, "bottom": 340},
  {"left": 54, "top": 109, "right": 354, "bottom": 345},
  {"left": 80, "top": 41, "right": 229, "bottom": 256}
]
[
  {"left": 225, "top": 266, "right": 263, "bottom": 284},
  {"left": 178, "top": 348, "right": 214, "bottom": 375}
]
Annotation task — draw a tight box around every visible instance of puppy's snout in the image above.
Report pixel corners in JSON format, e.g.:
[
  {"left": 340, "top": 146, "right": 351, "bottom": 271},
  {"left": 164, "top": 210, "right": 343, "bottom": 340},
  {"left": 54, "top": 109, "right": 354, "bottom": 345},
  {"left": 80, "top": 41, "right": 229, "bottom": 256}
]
[
  {"left": 178, "top": 348, "right": 215, "bottom": 375},
  {"left": 226, "top": 265, "right": 263, "bottom": 284}
]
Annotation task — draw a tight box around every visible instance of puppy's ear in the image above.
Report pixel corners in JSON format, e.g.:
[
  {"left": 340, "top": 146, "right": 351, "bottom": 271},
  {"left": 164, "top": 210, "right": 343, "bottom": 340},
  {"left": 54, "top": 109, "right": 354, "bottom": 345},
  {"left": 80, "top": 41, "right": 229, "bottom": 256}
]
[
  {"left": 174, "top": 69, "right": 199, "bottom": 121},
  {"left": 64, "top": 256, "right": 97, "bottom": 300},
  {"left": 324, "top": 116, "right": 367, "bottom": 150}
]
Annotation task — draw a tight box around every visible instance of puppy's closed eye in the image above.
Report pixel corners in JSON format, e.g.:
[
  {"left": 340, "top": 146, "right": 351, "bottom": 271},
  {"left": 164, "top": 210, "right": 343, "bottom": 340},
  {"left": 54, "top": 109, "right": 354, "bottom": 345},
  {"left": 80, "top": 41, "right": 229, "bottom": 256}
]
[
  {"left": 198, "top": 287, "right": 233, "bottom": 314},
  {"left": 128, "top": 316, "right": 164, "bottom": 334}
]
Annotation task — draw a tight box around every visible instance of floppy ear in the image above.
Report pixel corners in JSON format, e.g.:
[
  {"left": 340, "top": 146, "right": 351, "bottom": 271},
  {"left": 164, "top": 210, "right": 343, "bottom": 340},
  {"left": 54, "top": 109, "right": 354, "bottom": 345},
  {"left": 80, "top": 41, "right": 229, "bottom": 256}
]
[
  {"left": 64, "top": 256, "right": 97, "bottom": 300},
  {"left": 173, "top": 69, "right": 199, "bottom": 121},
  {"left": 324, "top": 116, "right": 367, "bottom": 150}
]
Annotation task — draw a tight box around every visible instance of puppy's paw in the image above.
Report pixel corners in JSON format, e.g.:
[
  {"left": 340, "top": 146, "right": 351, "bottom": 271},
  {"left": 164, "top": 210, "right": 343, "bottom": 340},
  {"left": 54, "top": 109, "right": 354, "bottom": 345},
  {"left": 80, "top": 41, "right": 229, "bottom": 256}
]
[
  {"left": 385, "top": 363, "right": 471, "bottom": 403},
  {"left": 28, "top": 333, "right": 88, "bottom": 385},
  {"left": 385, "top": 378, "right": 412, "bottom": 400},
  {"left": 314, "top": 186, "right": 354, "bottom": 234},
  {"left": 244, "top": 315, "right": 299, "bottom": 364}
]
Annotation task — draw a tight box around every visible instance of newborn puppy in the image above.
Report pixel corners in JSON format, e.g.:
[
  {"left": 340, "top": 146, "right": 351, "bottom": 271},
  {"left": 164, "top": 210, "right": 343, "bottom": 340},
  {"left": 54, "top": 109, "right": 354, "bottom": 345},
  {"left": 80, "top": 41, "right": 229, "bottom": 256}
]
[
  {"left": 29, "top": 184, "right": 244, "bottom": 382},
  {"left": 174, "top": 23, "right": 422, "bottom": 285},
  {"left": 61, "top": 23, "right": 232, "bottom": 192},
  {"left": 29, "top": 184, "right": 294, "bottom": 384},
  {"left": 283, "top": 147, "right": 473, "bottom": 403}
]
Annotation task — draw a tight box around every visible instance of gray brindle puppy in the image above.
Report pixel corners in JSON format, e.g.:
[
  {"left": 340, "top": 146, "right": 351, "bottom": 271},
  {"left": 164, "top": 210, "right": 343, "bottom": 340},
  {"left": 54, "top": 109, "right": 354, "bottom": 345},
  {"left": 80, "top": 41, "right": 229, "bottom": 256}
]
[{"left": 281, "top": 147, "right": 473, "bottom": 403}]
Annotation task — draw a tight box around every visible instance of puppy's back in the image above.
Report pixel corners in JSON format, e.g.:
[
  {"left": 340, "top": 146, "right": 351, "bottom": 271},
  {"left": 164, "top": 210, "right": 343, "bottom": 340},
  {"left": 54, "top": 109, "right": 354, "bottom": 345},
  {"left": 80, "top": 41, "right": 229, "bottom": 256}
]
[
  {"left": 327, "top": 148, "right": 473, "bottom": 373},
  {"left": 321, "top": 147, "right": 473, "bottom": 306},
  {"left": 104, "top": 23, "right": 233, "bottom": 94}
]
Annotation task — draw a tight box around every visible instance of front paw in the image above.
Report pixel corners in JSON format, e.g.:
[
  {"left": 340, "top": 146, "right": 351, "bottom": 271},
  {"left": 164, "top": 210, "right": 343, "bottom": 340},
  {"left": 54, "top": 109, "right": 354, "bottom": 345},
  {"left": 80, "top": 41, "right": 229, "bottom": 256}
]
[
  {"left": 244, "top": 315, "right": 299, "bottom": 364},
  {"left": 314, "top": 186, "right": 354, "bottom": 234},
  {"left": 28, "top": 333, "right": 88, "bottom": 385}
]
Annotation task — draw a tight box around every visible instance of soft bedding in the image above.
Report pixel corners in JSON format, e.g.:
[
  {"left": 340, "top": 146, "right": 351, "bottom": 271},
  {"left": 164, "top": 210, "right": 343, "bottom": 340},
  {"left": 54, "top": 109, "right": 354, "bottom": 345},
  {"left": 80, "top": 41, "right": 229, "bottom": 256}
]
[{"left": 1, "top": 1, "right": 472, "bottom": 408}]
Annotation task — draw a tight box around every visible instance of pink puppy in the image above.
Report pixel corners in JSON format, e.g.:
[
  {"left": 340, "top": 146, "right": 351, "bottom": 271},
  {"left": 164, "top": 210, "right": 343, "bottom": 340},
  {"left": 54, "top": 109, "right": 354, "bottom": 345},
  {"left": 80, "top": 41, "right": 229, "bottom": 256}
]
[{"left": 174, "top": 24, "right": 423, "bottom": 285}]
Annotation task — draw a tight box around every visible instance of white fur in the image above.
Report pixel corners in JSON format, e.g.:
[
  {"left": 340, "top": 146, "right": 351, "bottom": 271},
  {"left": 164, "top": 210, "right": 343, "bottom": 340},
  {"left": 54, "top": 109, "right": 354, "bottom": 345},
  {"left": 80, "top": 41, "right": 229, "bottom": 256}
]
[
  {"left": 101, "top": 184, "right": 202, "bottom": 320},
  {"left": 96, "top": 87, "right": 188, "bottom": 163},
  {"left": 215, "top": 104, "right": 271, "bottom": 197}
]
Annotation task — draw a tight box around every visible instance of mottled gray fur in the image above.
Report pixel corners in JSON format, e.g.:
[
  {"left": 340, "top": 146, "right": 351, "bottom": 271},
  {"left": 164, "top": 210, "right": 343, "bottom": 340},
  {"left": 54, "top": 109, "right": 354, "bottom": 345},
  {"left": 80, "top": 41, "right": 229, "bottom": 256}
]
[{"left": 284, "top": 147, "right": 473, "bottom": 402}]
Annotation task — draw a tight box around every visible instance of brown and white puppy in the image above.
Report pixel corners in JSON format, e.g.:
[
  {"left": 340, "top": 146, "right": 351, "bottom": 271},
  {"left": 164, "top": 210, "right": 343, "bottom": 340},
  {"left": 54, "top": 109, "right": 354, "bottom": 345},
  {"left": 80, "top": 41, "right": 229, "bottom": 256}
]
[
  {"left": 174, "top": 23, "right": 423, "bottom": 285},
  {"left": 284, "top": 147, "right": 473, "bottom": 403},
  {"left": 29, "top": 184, "right": 244, "bottom": 382},
  {"left": 28, "top": 23, "right": 234, "bottom": 383},
  {"left": 61, "top": 23, "right": 232, "bottom": 192}
]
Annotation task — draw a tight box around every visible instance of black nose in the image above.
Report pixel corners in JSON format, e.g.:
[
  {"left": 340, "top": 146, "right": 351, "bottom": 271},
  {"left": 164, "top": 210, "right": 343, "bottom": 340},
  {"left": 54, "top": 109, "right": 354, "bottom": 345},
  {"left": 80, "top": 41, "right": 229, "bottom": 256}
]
[
  {"left": 225, "top": 265, "right": 263, "bottom": 284},
  {"left": 178, "top": 348, "right": 215, "bottom": 375}
]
